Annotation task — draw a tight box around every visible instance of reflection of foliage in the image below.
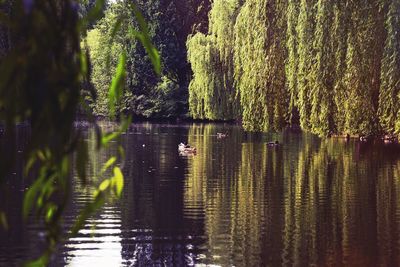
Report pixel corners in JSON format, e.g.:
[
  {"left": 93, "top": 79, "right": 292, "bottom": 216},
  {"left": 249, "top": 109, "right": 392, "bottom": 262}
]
[
  {"left": 0, "top": 0, "right": 159, "bottom": 265},
  {"left": 184, "top": 126, "right": 400, "bottom": 266}
]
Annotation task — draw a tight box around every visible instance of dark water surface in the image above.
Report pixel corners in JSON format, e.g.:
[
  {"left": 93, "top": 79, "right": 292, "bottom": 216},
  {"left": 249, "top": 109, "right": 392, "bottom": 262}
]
[{"left": 1, "top": 123, "right": 400, "bottom": 266}]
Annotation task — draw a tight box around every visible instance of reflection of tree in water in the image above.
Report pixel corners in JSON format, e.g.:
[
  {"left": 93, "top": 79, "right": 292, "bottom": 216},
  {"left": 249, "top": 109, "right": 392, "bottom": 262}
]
[
  {"left": 184, "top": 128, "right": 400, "bottom": 266},
  {"left": 376, "top": 159, "right": 400, "bottom": 267},
  {"left": 3, "top": 125, "right": 400, "bottom": 266}
]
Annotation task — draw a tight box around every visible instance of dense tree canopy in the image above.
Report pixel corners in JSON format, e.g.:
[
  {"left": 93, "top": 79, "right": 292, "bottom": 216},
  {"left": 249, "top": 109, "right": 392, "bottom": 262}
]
[
  {"left": 187, "top": 0, "right": 241, "bottom": 120},
  {"left": 234, "top": 0, "right": 287, "bottom": 131},
  {"left": 379, "top": 0, "right": 400, "bottom": 134},
  {"left": 77, "top": 0, "right": 400, "bottom": 137},
  {"left": 187, "top": 0, "right": 400, "bottom": 137},
  {"left": 86, "top": 0, "right": 211, "bottom": 119}
]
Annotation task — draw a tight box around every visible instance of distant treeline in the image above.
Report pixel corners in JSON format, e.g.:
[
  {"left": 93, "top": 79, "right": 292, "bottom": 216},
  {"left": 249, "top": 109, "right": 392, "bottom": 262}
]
[
  {"left": 83, "top": 0, "right": 210, "bottom": 119},
  {"left": 187, "top": 0, "right": 400, "bottom": 137},
  {"left": 1, "top": 0, "right": 399, "bottom": 137}
]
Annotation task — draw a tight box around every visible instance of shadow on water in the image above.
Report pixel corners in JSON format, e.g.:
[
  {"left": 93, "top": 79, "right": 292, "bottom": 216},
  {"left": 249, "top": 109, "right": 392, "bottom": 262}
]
[{"left": 1, "top": 122, "right": 400, "bottom": 266}]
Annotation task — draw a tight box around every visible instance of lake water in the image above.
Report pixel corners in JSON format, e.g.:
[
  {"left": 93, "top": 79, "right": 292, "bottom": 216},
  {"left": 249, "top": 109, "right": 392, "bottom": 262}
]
[{"left": 1, "top": 123, "right": 400, "bottom": 266}]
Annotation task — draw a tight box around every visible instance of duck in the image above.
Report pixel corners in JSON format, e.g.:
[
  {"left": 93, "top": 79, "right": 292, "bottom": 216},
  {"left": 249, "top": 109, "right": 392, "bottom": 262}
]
[
  {"left": 383, "top": 134, "right": 396, "bottom": 144},
  {"left": 359, "top": 136, "right": 368, "bottom": 142},
  {"left": 217, "top": 132, "right": 228, "bottom": 139},
  {"left": 178, "top": 143, "right": 197, "bottom": 153},
  {"left": 384, "top": 139, "right": 392, "bottom": 144},
  {"left": 267, "top": 140, "right": 280, "bottom": 147}
]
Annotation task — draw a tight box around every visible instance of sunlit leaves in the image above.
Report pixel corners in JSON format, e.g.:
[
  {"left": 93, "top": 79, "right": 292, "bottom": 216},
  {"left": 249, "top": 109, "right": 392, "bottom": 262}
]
[
  {"left": 379, "top": 0, "right": 400, "bottom": 134},
  {"left": 99, "top": 179, "right": 110, "bottom": 191},
  {"left": 108, "top": 52, "right": 126, "bottom": 117},
  {"left": 70, "top": 165, "right": 124, "bottom": 237},
  {"left": 112, "top": 167, "right": 123, "bottom": 197},
  {"left": 187, "top": 0, "right": 399, "bottom": 137},
  {"left": 233, "top": 0, "right": 288, "bottom": 131},
  {"left": 101, "top": 156, "right": 117, "bottom": 174},
  {"left": 45, "top": 204, "right": 58, "bottom": 223},
  {"left": 187, "top": 0, "right": 241, "bottom": 121}
]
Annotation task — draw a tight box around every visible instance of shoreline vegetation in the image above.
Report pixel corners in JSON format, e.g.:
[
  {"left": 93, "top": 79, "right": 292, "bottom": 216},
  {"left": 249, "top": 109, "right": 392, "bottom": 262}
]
[
  {"left": 77, "top": 0, "right": 400, "bottom": 140},
  {"left": 186, "top": 0, "right": 400, "bottom": 139},
  {"left": 3, "top": 119, "right": 399, "bottom": 144}
]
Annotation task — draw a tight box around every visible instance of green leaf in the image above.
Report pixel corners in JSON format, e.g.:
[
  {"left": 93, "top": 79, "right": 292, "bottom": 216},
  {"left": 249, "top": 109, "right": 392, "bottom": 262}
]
[
  {"left": 24, "top": 155, "right": 37, "bottom": 176},
  {"left": 129, "top": 4, "right": 161, "bottom": 75},
  {"left": 113, "top": 167, "right": 124, "bottom": 197},
  {"left": 108, "top": 52, "right": 126, "bottom": 117},
  {"left": 129, "top": 28, "right": 161, "bottom": 75},
  {"left": 70, "top": 193, "right": 105, "bottom": 237},
  {"left": 45, "top": 204, "right": 57, "bottom": 223},
  {"left": 99, "top": 179, "right": 110, "bottom": 191},
  {"left": 23, "top": 175, "right": 45, "bottom": 219},
  {"left": 101, "top": 156, "right": 117, "bottom": 174},
  {"left": 24, "top": 254, "right": 49, "bottom": 267},
  {"left": 101, "top": 131, "right": 120, "bottom": 146},
  {"left": 110, "top": 17, "right": 123, "bottom": 40}
]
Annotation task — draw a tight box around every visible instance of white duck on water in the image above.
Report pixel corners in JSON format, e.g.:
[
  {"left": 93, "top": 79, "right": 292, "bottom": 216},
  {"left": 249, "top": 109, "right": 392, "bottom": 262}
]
[{"left": 178, "top": 143, "right": 197, "bottom": 153}]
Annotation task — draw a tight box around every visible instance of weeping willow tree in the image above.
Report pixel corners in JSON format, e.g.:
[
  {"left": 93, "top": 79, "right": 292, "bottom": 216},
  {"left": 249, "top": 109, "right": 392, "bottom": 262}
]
[
  {"left": 340, "top": 1, "right": 380, "bottom": 135},
  {"left": 332, "top": 1, "right": 350, "bottom": 134},
  {"left": 187, "top": 0, "right": 400, "bottom": 138},
  {"left": 295, "top": 0, "right": 317, "bottom": 131},
  {"left": 209, "top": 0, "right": 242, "bottom": 117},
  {"left": 379, "top": 0, "right": 400, "bottom": 134},
  {"left": 187, "top": 34, "right": 222, "bottom": 119},
  {"left": 285, "top": 0, "right": 300, "bottom": 125},
  {"left": 186, "top": 0, "right": 241, "bottom": 120},
  {"left": 234, "top": 0, "right": 287, "bottom": 131},
  {"left": 308, "top": 0, "right": 335, "bottom": 136}
]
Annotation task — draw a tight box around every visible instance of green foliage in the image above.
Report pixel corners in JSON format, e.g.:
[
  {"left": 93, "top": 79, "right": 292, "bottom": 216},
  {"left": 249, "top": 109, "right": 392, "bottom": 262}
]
[
  {"left": 0, "top": 0, "right": 160, "bottom": 265},
  {"left": 332, "top": 1, "right": 350, "bottom": 134},
  {"left": 128, "top": 3, "right": 160, "bottom": 75},
  {"left": 285, "top": 0, "right": 300, "bottom": 125},
  {"left": 295, "top": 0, "right": 317, "bottom": 131},
  {"left": 340, "top": 1, "right": 380, "bottom": 135},
  {"left": 130, "top": 76, "right": 182, "bottom": 118},
  {"left": 379, "top": 0, "right": 400, "bottom": 134},
  {"left": 85, "top": 0, "right": 211, "bottom": 119},
  {"left": 187, "top": 33, "right": 222, "bottom": 119},
  {"left": 187, "top": 0, "right": 242, "bottom": 121},
  {"left": 187, "top": 0, "right": 400, "bottom": 137},
  {"left": 234, "top": 0, "right": 288, "bottom": 131},
  {"left": 309, "top": 0, "right": 335, "bottom": 136},
  {"left": 109, "top": 53, "right": 127, "bottom": 117},
  {"left": 85, "top": 2, "right": 130, "bottom": 117}
]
